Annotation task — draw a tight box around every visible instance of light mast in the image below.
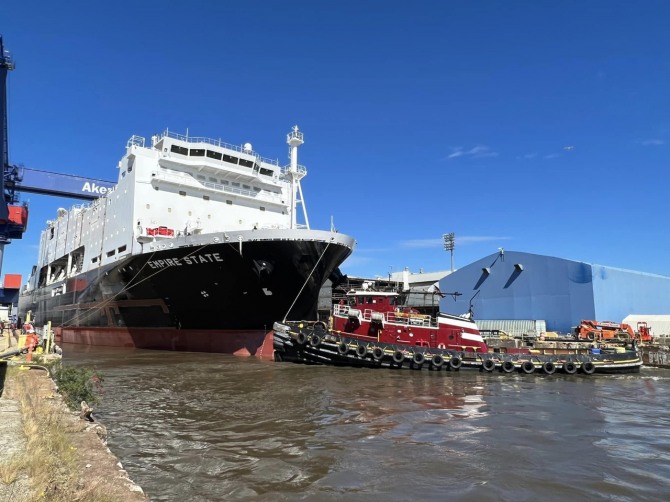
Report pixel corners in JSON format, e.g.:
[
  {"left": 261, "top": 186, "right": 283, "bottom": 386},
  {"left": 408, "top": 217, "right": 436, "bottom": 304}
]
[{"left": 286, "top": 125, "right": 309, "bottom": 229}]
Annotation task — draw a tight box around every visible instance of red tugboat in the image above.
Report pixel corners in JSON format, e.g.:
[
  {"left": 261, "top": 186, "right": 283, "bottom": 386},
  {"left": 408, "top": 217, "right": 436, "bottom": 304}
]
[
  {"left": 273, "top": 288, "right": 643, "bottom": 375},
  {"left": 330, "top": 289, "right": 487, "bottom": 352}
]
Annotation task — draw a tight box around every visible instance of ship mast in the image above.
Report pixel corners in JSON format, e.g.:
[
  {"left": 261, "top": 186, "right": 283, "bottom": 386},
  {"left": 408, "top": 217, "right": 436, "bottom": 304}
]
[{"left": 286, "top": 125, "right": 309, "bottom": 230}]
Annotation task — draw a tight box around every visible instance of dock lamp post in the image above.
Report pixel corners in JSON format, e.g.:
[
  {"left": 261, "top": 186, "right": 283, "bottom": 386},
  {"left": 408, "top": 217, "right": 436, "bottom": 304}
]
[{"left": 443, "top": 233, "right": 455, "bottom": 272}]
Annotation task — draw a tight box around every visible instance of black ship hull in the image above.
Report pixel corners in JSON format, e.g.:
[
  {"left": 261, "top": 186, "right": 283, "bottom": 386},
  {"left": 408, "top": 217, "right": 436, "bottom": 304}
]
[{"left": 18, "top": 231, "right": 354, "bottom": 356}]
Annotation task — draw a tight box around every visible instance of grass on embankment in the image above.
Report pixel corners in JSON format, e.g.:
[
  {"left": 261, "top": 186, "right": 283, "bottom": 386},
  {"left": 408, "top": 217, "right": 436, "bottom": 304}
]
[{"left": 0, "top": 363, "right": 118, "bottom": 502}]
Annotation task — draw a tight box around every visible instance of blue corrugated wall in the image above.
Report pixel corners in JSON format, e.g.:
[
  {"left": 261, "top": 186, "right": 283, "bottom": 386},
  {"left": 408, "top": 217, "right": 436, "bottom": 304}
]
[
  {"left": 439, "top": 251, "right": 670, "bottom": 333},
  {"left": 591, "top": 266, "right": 670, "bottom": 321}
]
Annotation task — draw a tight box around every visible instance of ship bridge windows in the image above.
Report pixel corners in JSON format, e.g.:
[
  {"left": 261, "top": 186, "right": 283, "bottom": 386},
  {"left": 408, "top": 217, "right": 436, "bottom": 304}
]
[
  {"left": 170, "top": 144, "right": 188, "bottom": 155},
  {"left": 189, "top": 148, "right": 205, "bottom": 157},
  {"left": 206, "top": 150, "right": 222, "bottom": 160},
  {"left": 239, "top": 158, "right": 254, "bottom": 168},
  {"left": 223, "top": 154, "right": 239, "bottom": 164},
  {"left": 259, "top": 167, "right": 274, "bottom": 177}
]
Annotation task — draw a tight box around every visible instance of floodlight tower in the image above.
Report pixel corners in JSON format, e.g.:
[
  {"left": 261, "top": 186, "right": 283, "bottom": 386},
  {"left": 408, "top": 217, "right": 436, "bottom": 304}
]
[
  {"left": 443, "top": 232, "right": 455, "bottom": 272},
  {"left": 286, "top": 125, "right": 310, "bottom": 230}
]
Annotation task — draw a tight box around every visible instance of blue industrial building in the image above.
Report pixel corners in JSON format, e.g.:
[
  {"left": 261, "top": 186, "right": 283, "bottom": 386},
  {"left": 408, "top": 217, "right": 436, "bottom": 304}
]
[{"left": 438, "top": 250, "right": 670, "bottom": 334}]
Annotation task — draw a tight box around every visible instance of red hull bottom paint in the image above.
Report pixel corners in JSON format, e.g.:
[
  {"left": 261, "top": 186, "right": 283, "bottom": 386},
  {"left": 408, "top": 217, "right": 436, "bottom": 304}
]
[{"left": 56, "top": 327, "right": 275, "bottom": 359}]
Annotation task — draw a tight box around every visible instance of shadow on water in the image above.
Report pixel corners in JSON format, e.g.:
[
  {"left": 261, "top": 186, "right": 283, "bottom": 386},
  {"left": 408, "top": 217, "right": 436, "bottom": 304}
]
[{"left": 63, "top": 344, "right": 670, "bottom": 501}]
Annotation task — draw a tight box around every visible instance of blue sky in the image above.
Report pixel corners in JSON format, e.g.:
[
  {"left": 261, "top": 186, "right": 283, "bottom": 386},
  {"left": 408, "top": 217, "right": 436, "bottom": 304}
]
[{"left": 2, "top": 0, "right": 669, "bottom": 281}]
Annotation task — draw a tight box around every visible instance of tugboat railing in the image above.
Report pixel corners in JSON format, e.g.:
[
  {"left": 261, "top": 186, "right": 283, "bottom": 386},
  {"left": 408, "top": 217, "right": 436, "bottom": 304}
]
[{"left": 333, "top": 304, "right": 436, "bottom": 328}]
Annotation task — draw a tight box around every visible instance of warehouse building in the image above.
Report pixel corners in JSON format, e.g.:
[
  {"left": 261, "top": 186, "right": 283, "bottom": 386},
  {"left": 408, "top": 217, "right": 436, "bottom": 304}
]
[{"left": 438, "top": 250, "right": 670, "bottom": 335}]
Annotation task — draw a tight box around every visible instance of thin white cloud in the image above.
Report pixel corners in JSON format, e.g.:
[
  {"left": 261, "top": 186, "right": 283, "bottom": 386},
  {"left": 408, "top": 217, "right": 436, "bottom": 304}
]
[
  {"left": 458, "top": 236, "right": 512, "bottom": 243},
  {"left": 544, "top": 153, "right": 560, "bottom": 160},
  {"left": 400, "top": 236, "right": 511, "bottom": 248},
  {"left": 518, "top": 153, "right": 537, "bottom": 160},
  {"left": 446, "top": 145, "right": 499, "bottom": 160},
  {"left": 642, "top": 139, "right": 665, "bottom": 146}
]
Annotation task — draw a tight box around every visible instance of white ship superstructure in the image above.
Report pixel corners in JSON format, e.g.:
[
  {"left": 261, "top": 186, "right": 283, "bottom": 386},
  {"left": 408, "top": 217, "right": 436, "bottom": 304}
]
[{"left": 33, "top": 126, "right": 314, "bottom": 287}]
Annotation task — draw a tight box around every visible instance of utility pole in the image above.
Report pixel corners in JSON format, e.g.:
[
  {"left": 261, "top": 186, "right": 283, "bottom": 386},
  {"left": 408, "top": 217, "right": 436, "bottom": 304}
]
[{"left": 443, "top": 232, "right": 455, "bottom": 272}]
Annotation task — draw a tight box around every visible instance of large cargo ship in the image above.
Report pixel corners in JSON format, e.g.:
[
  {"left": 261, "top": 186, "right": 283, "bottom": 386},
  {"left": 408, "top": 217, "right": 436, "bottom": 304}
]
[{"left": 18, "top": 126, "right": 355, "bottom": 357}]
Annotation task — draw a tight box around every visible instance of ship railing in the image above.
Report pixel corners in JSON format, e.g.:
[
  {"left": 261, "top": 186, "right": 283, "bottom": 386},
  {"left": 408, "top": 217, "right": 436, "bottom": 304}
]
[
  {"left": 152, "top": 170, "right": 284, "bottom": 203},
  {"left": 386, "top": 311, "right": 434, "bottom": 327},
  {"left": 333, "top": 304, "right": 435, "bottom": 328},
  {"left": 156, "top": 129, "right": 281, "bottom": 167},
  {"left": 280, "top": 164, "right": 307, "bottom": 176},
  {"left": 127, "top": 135, "right": 145, "bottom": 148}
]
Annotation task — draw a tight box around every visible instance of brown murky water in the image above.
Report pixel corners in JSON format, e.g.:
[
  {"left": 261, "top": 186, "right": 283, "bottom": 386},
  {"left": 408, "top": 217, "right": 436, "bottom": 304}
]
[{"left": 64, "top": 345, "right": 670, "bottom": 501}]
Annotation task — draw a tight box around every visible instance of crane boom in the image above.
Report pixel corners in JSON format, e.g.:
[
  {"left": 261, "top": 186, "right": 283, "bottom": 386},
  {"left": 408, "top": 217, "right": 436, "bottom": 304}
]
[{"left": 10, "top": 166, "right": 115, "bottom": 200}]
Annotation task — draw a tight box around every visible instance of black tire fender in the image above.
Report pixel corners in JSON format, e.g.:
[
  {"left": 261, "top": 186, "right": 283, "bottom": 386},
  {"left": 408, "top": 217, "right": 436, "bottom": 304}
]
[
  {"left": 482, "top": 359, "right": 496, "bottom": 372},
  {"left": 296, "top": 332, "right": 308, "bottom": 345},
  {"left": 542, "top": 361, "right": 556, "bottom": 375},
  {"left": 582, "top": 361, "right": 596, "bottom": 375},
  {"left": 563, "top": 361, "right": 577, "bottom": 374},
  {"left": 521, "top": 361, "right": 535, "bottom": 374}
]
